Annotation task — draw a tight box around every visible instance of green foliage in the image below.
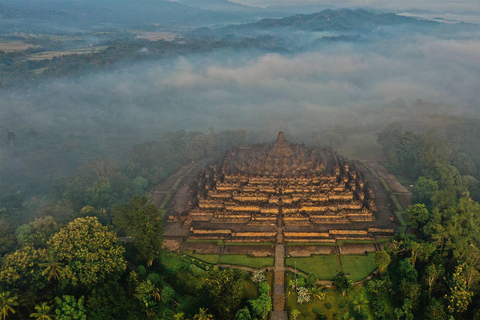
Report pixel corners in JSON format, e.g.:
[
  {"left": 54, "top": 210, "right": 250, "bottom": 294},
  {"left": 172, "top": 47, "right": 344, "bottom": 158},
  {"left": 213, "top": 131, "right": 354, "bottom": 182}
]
[
  {"left": 235, "top": 307, "right": 252, "bottom": 320},
  {"left": 15, "top": 216, "right": 61, "bottom": 249},
  {"left": 48, "top": 216, "right": 126, "bottom": 288},
  {"left": 55, "top": 295, "right": 87, "bottom": 320},
  {"left": 404, "top": 204, "right": 430, "bottom": 230},
  {"left": 249, "top": 287, "right": 272, "bottom": 319},
  {"left": 398, "top": 259, "right": 418, "bottom": 283},
  {"left": 206, "top": 267, "right": 243, "bottom": 319},
  {"left": 30, "top": 302, "right": 55, "bottom": 320},
  {"left": 0, "top": 291, "right": 18, "bottom": 320},
  {"left": 112, "top": 195, "right": 163, "bottom": 266},
  {"left": 332, "top": 272, "right": 353, "bottom": 296},
  {"left": 374, "top": 251, "right": 391, "bottom": 272},
  {"left": 0, "top": 246, "right": 46, "bottom": 293},
  {"left": 0, "top": 221, "right": 16, "bottom": 256},
  {"left": 161, "top": 286, "right": 176, "bottom": 305},
  {"left": 412, "top": 177, "right": 439, "bottom": 210},
  {"left": 86, "top": 281, "right": 127, "bottom": 320}
]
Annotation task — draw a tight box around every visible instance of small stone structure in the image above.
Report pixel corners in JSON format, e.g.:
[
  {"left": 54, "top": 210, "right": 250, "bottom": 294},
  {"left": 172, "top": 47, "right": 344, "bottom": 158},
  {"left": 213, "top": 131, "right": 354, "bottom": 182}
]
[{"left": 181, "top": 132, "right": 393, "bottom": 243}]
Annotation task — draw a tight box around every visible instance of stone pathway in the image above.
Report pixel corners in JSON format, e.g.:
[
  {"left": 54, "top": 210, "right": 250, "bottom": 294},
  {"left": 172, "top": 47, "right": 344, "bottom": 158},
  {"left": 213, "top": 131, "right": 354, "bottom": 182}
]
[{"left": 271, "top": 204, "right": 287, "bottom": 320}]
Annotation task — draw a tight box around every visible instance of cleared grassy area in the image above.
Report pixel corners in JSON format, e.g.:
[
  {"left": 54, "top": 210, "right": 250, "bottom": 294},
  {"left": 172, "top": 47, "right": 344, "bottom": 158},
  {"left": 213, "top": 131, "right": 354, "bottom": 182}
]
[
  {"left": 159, "top": 193, "right": 172, "bottom": 209},
  {"left": 391, "top": 195, "right": 404, "bottom": 211},
  {"left": 395, "top": 211, "right": 407, "bottom": 226},
  {"left": 183, "top": 251, "right": 219, "bottom": 264},
  {"left": 286, "top": 255, "right": 341, "bottom": 279},
  {"left": 341, "top": 253, "right": 377, "bottom": 282},
  {"left": 171, "top": 176, "right": 184, "bottom": 190},
  {"left": 186, "top": 239, "right": 224, "bottom": 246},
  {"left": 219, "top": 255, "right": 274, "bottom": 268},
  {"left": 379, "top": 176, "right": 392, "bottom": 192},
  {"left": 286, "top": 242, "right": 336, "bottom": 246},
  {"left": 225, "top": 242, "right": 275, "bottom": 246},
  {"left": 159, "top": 249, "right": 188, "bottom": 270}
]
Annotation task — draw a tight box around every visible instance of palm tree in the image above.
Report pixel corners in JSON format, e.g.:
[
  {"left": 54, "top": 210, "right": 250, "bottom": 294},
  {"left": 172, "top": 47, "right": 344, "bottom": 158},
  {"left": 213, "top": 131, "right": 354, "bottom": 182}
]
[
  {"left": 339, "top": 312, "right": 355, "bottom": 320},
  {"left": 40, "top": 251, "right": 64, "bottom": 281},
  {"left": 194, "top": 308, "right": 214, "bottom": 320},
  {"left": 0, "top": 291, "right": 19, "bottom": 320},
  {"left": 352, "top": 295, "right": 369, "bottom": 313},
  {"left": 173, "top": 312, "right": 185, "bottom": 320},
  {"left": 309, "top": 285, "right": 326, "bottom": 302},
  {"left": 30, "top": 302, "right": 55, "bottom": 320}
]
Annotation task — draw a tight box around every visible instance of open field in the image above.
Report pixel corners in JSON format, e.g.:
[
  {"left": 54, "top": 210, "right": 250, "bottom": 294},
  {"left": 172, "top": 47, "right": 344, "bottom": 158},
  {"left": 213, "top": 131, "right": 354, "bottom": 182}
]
[
  {"left": 136, "top": 32, "right": 178, "bottom": 41},
  {"left": 0, "top": 41, "right": 39, "bottom": 52},
  {"left": 26, "top": 46, "right": 108, "bottom": 60},
  {"left": 286, "top": 255, "right": 341, "bottom": 279},
  {"left": 219, "top": 254, "right": 274, "bottom": 268},
  {"left": 183, "top": 251, "right": 220, "bottom": 264},
  {"left": 340, "top": 253, "right": 377, "bottom": 281}
]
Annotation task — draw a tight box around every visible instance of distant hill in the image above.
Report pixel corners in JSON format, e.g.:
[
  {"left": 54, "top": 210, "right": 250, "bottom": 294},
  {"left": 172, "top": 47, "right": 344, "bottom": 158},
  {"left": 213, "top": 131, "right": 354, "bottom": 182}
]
[{"left": 228, "top": 8, "right": 439, "bottom": 31}]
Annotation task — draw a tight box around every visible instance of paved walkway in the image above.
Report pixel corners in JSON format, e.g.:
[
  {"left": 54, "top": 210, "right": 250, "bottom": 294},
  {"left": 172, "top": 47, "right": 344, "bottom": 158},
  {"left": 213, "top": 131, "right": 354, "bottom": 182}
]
[{"left": 271, "top": 204, "right": 287, "bottom": 320}]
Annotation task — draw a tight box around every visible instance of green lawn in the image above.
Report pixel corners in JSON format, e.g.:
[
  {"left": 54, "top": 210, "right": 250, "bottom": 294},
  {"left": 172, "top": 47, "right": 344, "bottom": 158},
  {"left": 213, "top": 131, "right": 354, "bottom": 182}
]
[
  {"left": 286, "top": 255, "right": 341, "bottom": 279},
  {"left": 341, "top": 253, "right": 377, "bottom": 281},
  {"left": 159, "top": 249, "right": 188, "bottom": 270},
  {"left": 224, "top": 242, "right": 275, "bottom": 246},
  {"left": 379, "top": 176, "right": 392, "bottom": 192},
  {"left": 159, "top": 193, "right": 172, "bottom": 209},
  {"left": 171, "top": 176, "right": 184, "bottom": 190},
  {"left": 185, "top": 239, "right": 224, "bottom": 246},
  {"left": 391, "top": 195, "right": 404, "bottom": 211},
  {"left": 219, "top": 255, "right": 274, "bottom": 268},
  {"left": 183, "top": 251, "right": 219, "bottom": 264},
  {"left": 395, "top": 211, "right": 407, "bottom": 226},
  {"left": 286, "top": 242, "right": 336, "bottom": 246}
]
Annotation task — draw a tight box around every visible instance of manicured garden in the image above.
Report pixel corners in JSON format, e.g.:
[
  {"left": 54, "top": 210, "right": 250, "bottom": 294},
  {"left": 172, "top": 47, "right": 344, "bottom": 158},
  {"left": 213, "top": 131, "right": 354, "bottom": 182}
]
[
  {"left": 286, "top": 255, "right": 341, "bottom": 279},
  {"left": 219, "top": 254, "right": 274, "bottom": 268},
  {"left": 340, "top": 253, "right": 377, "bottom": 281}
]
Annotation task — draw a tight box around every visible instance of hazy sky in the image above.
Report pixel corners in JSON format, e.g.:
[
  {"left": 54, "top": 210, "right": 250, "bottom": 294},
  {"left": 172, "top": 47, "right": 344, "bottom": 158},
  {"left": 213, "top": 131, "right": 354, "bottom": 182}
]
[{"left": 231, "top": 0, "right": 480, "bottom": 12}]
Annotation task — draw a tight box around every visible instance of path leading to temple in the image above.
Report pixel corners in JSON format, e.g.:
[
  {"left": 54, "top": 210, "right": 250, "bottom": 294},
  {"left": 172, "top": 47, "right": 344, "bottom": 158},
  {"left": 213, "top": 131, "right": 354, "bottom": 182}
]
[{"left": 271, "top": 203, "right": 287, "bottom": 320}]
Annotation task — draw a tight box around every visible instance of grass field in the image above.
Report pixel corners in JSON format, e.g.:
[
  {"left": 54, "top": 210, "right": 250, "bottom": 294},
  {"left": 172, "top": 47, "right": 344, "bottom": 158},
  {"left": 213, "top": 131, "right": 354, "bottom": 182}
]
[
  {"left": 26, "top": 46, "right": 108, "bottom": 60},
  {"left": 286, "top": 255, "right": 341, "bottom": 279},
  {"left": 186, "top": 239, "right": 224, "bottom": 246},
  {"left": 183, "top": 251, "right": 220, "bottom": 264},
  {"left": 341, "top": 253, "right": 377, "bottom": 281},
  {"left": 286, "top": 242, "right": 336, "bottom": 246},
  {"left": 224, "top": 242, "right": 275, "bottom": 246},
  {"left": 219, "top": 255, "right": 274, "bottom": 268},
  {"left": 0, "top": 41, "right": 39, "bottom": 52},
  {"left": 171, "top": 176, "right": 184, "bottom": 190},
  {"left": 391, "top": 195, "right": 404, "bottom": 211},
  {"left": 159, "top": 193, "right": 172, "bottom": 209}
]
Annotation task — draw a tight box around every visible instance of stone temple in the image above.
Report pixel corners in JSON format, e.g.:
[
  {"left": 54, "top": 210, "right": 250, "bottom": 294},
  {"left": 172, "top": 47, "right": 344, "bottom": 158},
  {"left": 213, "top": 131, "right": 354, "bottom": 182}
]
[{"left": 181, "top": 132, "right": 393, "bottom": 243}]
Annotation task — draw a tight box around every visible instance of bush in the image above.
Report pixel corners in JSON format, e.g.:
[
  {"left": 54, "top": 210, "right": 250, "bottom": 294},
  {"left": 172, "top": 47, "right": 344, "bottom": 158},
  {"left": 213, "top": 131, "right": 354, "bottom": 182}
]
[{"left": 325, "top": 302, "right": 332, "bottom": 309}]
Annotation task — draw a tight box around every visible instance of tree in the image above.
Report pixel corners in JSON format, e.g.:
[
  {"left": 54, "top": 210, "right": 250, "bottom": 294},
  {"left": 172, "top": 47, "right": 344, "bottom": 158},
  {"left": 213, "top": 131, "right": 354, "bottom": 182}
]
[
  {"left": 306, "top": 273, "right": 318, "bottom": 287},
  {"left": 412, "top": 177, "right": 439, "bottom": 211},
  {"left": 173, "top": 312, "right": 186, "bottom": 320},
  {"left": 296, "top": 286, "right": 311, "bottom": 304},
  {"left": 0, "top": 221, "right": 15, "bottom": 255},
  {"left": 446, "top": 263, "right": 474, "bottom": 314},
  {"left": 423, "top": 263, "right": 443, "bottom": 298},
  {"left": 309, "top": 285, "right": 326, "bottom": 302},
  {"left": 0, "top": 246, "right": 46, "bottom": 293},
  {"left": 0, "top": 291, "right": 18, "bottom": 320},
  {"left": 425, "top": 298, "right": 448, "bottom": 320},
  {"left": 55, "top": 295, "right": 87, "bottom": 320},
  {"left": 291, "top": 309, "right": 301, "bottom": 320},
  {"left": 40, "top": 251, "right": 64, "bottom": 282},
  {"left": 205, "top": 267, "right": 243, "bottom": 319},
  {"left": 112, "top": 196, "right": 163, "bottom": 266},
  {"left": 374, "top": 250, "right": 391, "bottom": 272},
  {"left": 194, "top": 308, "right": 214, "bottom": 320},
  {"left": 352, "top": 295, "right": 369, "bottom": 313},
  {"left": 249, "top": 283, "right": 272, "bottom": 319},
  {"left": 333, "top": 272, "right": 353, "bottom": 296},
  {"left": 161, "top": 286, "right": 175, "bottom": 305},
  {"left": 87, "top": 281, "right": 127, "bottom": 320},
  {"left": 251, "top": 269, "right": 265, "bottom": 283},
  {"left": 47, "top": 216, "right": 126, "bottom": 288},
  {"left": 234, "top": 307, "right": 252, "bottom": 320},
  {"left": 30, "top": 302, "right": 55, "bottom": 320},
  {"left": 15, "top": 216, "right": 60, "bottom": 249},
  {"left": 404, "top": 204, "right": 430, "bottom": 231}
]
